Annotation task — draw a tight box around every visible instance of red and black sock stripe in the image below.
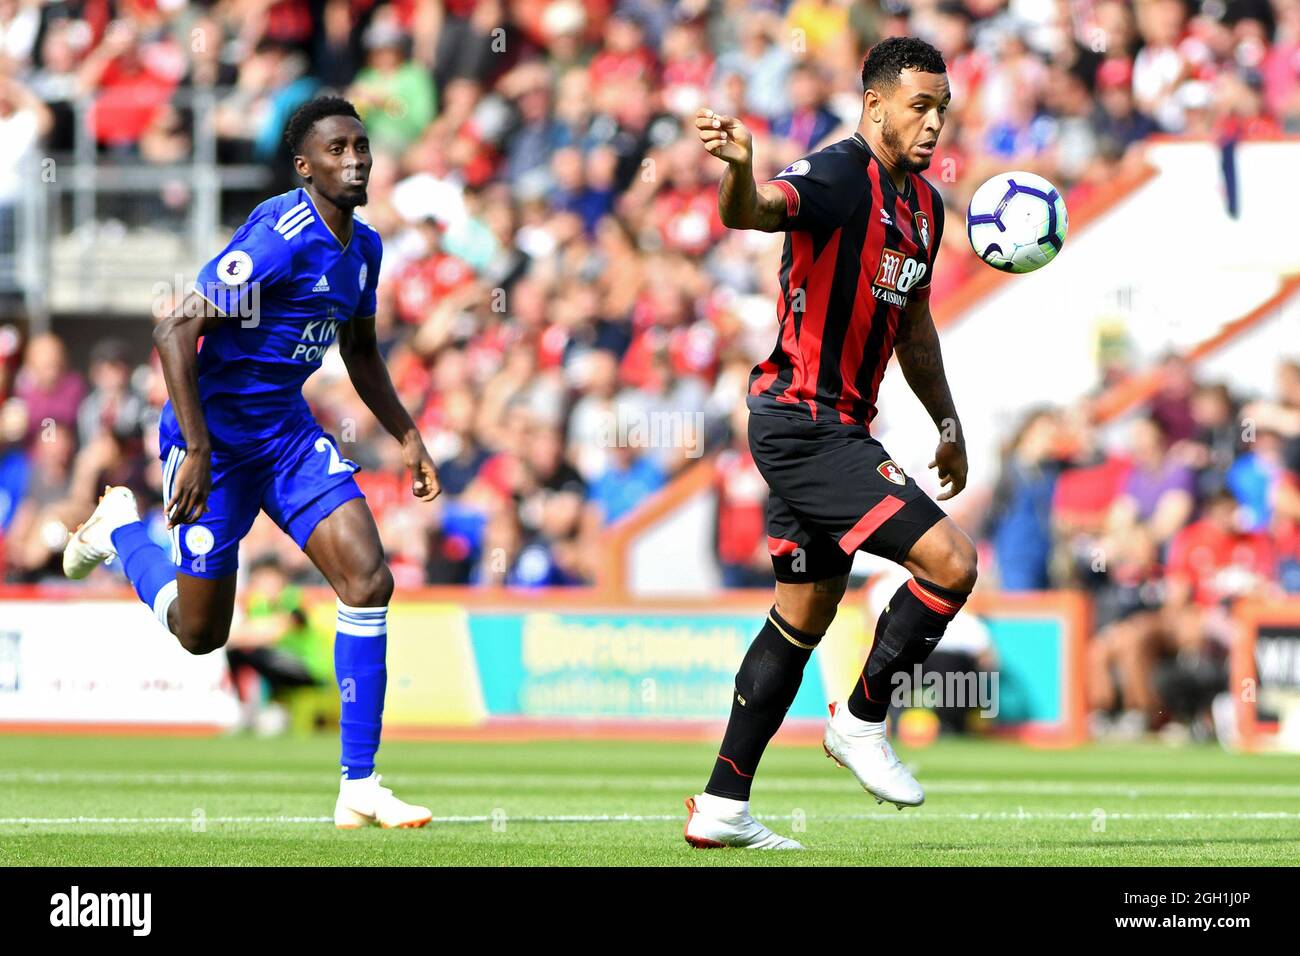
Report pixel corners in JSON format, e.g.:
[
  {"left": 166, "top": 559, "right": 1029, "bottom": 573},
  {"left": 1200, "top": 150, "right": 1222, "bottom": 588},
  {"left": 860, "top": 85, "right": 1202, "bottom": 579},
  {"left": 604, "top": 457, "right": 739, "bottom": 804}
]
[{"left": 847, "top": 577, "right": 968, "bottom": 722}]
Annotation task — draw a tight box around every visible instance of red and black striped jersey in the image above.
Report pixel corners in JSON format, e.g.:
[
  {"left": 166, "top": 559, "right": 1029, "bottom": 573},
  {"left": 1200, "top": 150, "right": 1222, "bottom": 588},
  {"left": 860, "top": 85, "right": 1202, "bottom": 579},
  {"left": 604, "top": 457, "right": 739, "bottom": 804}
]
[{"left": 748, "top": 132, "right": 945, "bottom": 428}]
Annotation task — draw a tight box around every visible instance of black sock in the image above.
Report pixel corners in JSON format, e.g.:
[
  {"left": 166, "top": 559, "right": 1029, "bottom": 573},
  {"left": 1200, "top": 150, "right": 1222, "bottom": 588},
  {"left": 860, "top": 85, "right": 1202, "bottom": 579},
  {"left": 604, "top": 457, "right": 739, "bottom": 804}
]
[
  {"left": 847, "top": 577, "right": 968, "bottom": 722},
  {"left": 705, "top": 607, "right": 823, "bottom": 801}
]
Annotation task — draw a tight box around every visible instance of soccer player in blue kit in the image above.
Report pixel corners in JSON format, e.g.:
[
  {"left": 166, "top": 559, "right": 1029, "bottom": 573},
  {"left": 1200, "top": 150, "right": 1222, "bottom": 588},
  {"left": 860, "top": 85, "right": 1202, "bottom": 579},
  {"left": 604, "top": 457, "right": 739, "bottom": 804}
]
[{"left": 63, "top": 97, "right": 439, "bottom": 829}]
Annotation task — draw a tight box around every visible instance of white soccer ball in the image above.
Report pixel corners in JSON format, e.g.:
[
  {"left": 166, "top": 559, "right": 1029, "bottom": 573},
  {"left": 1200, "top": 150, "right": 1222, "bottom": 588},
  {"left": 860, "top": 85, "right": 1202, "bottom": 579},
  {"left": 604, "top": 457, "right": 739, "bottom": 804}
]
[{"left": 966, "top": 171, "right": 1069, "bottom": 274}]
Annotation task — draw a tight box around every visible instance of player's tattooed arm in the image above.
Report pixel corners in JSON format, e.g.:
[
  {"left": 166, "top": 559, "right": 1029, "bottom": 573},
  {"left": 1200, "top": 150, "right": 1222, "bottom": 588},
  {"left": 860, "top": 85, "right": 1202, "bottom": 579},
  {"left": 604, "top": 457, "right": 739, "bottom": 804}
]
[
  {"left": 153, "top": 290, "right": 222, "bottom": 526},
  {"left": 725, "top": 177, "right": 792, "bottom": 233},
  {"left": 695, "top": 108, "right": 788, "bottom": 232},
  {"left": 895, "top": 298, "right": 958, "bottom": 423},
  {"left": 717, "top": 170, "right": 790, "bottom": 232},
  {"left": 895, "top": 298, "right": 968, "bottom": 500},
  {"left": 338, "top": 314, "right": 441, "bottom": 501}
]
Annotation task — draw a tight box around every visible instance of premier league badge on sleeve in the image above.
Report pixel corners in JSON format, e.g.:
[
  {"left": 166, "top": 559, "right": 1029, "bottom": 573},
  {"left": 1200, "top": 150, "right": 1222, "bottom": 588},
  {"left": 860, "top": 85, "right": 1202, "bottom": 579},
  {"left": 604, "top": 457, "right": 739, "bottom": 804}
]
[{"left": 217, "top": 250, "right": 254, "bottom": 285}]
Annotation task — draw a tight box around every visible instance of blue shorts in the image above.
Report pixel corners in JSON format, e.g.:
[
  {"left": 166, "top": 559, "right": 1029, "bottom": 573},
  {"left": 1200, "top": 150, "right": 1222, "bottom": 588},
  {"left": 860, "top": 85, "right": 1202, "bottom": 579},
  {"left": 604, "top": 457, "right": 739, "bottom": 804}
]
[{"left": 160, "top": 418, "right": 365, "bottom": 578}]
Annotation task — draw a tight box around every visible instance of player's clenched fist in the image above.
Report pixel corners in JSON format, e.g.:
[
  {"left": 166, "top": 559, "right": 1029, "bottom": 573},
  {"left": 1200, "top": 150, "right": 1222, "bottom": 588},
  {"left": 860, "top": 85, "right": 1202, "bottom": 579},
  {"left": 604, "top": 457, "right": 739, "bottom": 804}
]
[{"left": 695, "top": 108, "right": 753, "bottom": 167}]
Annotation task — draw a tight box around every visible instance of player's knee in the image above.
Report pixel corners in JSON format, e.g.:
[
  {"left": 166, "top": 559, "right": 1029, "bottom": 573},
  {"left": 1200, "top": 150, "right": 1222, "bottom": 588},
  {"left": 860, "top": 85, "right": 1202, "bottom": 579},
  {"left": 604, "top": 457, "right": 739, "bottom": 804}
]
[
  {"left": 176, "top": 622, "right": 229, "bottom": 656},
  {"left": 924, "top": 533, "right": 978, "bottom": 593},
  {"left": 782, "top": 599, "right": 838, "bottom": 635},
  {"left": 774, "top": 580, "right": 845, "bottom": 635},
  {"left": 336, "top": 562, "right": 394, "bottom": 609},
  {"left": 1116, "top": 624, "right": 1152, "bottom": 660}
]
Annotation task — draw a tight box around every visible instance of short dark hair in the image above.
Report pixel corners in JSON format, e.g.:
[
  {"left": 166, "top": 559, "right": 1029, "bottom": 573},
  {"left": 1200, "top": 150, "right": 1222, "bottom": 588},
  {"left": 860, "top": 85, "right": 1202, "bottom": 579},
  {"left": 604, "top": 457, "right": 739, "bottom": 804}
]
[
  {"left": 283, "top": 96, "right": 362, "bottom": 155},
  {"left": 860, "top": 36, "right": 947, "bottom": 93},
  {"left": 248, "top": 552, "right": 286, "bottom": 575},
  {"left": 1204, "top": 487, "right": 1239, "bottom": 509},
  {"left": 90, "top": 338, "right": 131, "bottom": 367}
]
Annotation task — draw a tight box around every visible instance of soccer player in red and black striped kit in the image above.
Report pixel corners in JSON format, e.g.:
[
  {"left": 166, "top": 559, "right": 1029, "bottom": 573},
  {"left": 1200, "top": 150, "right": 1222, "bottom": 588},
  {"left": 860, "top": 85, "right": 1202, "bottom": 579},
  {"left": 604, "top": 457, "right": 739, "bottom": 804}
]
[{"left": 684, "top": 37, "right": 979, "bottom": 849}]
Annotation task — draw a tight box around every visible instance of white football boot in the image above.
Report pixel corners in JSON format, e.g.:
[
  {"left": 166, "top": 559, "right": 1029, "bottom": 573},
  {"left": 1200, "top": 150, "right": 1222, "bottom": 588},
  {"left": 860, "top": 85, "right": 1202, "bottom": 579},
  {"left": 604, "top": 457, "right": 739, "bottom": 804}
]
[
  {"left": 334, "top": 773, "right": 432, "bottom": 829},
  {"left": 822, "top": 702, "right": 925, "bottom": 809},
  {"left": 62, "top": 485, "right": 140, "bottom": 579},
  {"left": 683, "top": 793, "right": 803, "bottom": 850}
]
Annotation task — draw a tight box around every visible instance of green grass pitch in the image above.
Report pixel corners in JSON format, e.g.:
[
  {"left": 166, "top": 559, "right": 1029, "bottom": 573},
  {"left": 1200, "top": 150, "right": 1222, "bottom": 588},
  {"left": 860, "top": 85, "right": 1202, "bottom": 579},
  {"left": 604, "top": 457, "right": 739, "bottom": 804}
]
[{"left": 1, "top": 734, "right": 1298, "bottom": 866}]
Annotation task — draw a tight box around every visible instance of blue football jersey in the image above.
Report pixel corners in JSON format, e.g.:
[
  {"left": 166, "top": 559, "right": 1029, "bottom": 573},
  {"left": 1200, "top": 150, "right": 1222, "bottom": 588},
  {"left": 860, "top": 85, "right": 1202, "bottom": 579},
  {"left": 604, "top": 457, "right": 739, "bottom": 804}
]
[{"left": 161, "top": 187, "right": 382, "bottom": 453}]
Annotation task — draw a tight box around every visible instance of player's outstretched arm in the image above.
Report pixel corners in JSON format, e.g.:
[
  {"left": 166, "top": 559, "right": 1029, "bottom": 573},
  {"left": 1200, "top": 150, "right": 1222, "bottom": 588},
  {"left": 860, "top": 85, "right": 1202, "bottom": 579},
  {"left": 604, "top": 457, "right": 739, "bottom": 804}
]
[
  {"left": 695, "top": 108, "right": 789, "bottom": 233},
  {"left": 153, "top": 290, "right": 220, "bottom": 527},
  {"left": 895, "top": 296, "right": 968, "bottom": 501},
  {"left": 338, "top": 314, "right": 441, "bottom": 501}
]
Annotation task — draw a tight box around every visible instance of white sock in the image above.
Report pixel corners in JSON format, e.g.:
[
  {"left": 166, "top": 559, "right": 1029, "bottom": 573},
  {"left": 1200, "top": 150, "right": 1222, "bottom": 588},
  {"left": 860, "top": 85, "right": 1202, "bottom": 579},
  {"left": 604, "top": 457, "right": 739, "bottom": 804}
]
[
  {"left": 152, "top": 579, "right": 178, "bottom": 635},
  {"left": 695, "top": 792, "right": 749, "bottom": 817},
  {"left": 838, "top": 705, "right": 887, "bottom": 738}
]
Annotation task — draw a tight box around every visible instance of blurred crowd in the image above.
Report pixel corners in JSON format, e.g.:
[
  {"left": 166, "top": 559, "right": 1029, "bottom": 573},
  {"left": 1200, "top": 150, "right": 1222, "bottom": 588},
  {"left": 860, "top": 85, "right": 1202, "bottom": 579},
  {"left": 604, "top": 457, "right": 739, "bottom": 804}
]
[
  {"left": 979, "top": 356, "right": 1300, "bottom": 742},
  {"left": 1, "top": 1, "right": 1298, "bottom": 734}
]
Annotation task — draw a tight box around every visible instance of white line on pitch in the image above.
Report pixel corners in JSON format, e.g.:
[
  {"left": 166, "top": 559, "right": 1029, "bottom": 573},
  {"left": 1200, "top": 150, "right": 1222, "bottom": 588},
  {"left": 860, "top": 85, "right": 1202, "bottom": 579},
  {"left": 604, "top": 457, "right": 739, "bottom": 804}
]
[
  {"left": 4, "top": 770, "right": 1300, "bottom": 799},
  {"left": 2, "top": 811, "right": 1300, "bottom": 826},
  {"left": 0, "top": 816, "right": 336, "bottom": 824}
]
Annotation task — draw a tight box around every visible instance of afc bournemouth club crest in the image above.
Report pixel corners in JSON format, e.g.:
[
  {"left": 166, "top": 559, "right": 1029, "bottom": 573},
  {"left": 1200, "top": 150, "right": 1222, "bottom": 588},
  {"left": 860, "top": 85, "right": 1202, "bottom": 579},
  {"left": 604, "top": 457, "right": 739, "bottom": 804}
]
[
  {"left": 913, "top": 211, "right": 931, "bottom": 251},
  {"left": 878, "top": 459, "right": 906, "bottom": 485}
]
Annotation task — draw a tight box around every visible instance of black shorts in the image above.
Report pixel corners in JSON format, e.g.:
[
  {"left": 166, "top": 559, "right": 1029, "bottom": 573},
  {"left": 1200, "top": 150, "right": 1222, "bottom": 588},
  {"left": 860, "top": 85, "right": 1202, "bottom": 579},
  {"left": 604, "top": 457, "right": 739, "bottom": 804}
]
[{"left": 748, "top": 412, "right": 947, "bottom": 583}]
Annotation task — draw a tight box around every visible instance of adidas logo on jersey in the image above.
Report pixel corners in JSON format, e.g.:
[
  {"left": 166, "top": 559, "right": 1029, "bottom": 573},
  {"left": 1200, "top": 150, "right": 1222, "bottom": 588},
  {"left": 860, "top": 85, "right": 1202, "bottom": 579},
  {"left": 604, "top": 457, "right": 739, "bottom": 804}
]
[{"left": 313, "top": 275, "right": 330, "bottom": 292}]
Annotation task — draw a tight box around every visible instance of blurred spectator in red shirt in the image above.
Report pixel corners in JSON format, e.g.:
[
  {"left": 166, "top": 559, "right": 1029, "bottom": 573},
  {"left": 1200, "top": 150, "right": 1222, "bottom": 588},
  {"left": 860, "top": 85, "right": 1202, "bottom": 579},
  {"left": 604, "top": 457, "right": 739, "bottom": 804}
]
[
  {"left": 1053, "top": 418, "right": 1130, "bottom": 533},
  {"left": 1263, "top": 0, "right": 1300, "bottom": 128},
  {"left": 1167, "top": 488, "right": 1276, "bottom": 611},
  {"left": 714, "top": 401, "right": 771, "bottom": 588},
  {"left": 394, "top": 219, "right": 476, "bottom": 326},
  {"left": 589, "top": 10, "right": 657, "bottom": 89},
  {"left": 650, "top": 139, "right": 724, "bottom": 256},
  {"left": 660, "top": 18, "right": 713, "bottom": 118},
  {"left": 77, "top": 19, "right": 183, "bottom": 153}
]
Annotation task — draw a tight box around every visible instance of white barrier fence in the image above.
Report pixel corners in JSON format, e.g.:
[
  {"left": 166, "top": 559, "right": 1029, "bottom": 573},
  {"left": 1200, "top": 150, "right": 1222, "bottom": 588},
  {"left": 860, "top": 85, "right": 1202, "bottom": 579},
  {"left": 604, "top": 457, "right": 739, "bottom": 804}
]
[{"left": 0, "top": 600, "right": 238, "bottom": 728}]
